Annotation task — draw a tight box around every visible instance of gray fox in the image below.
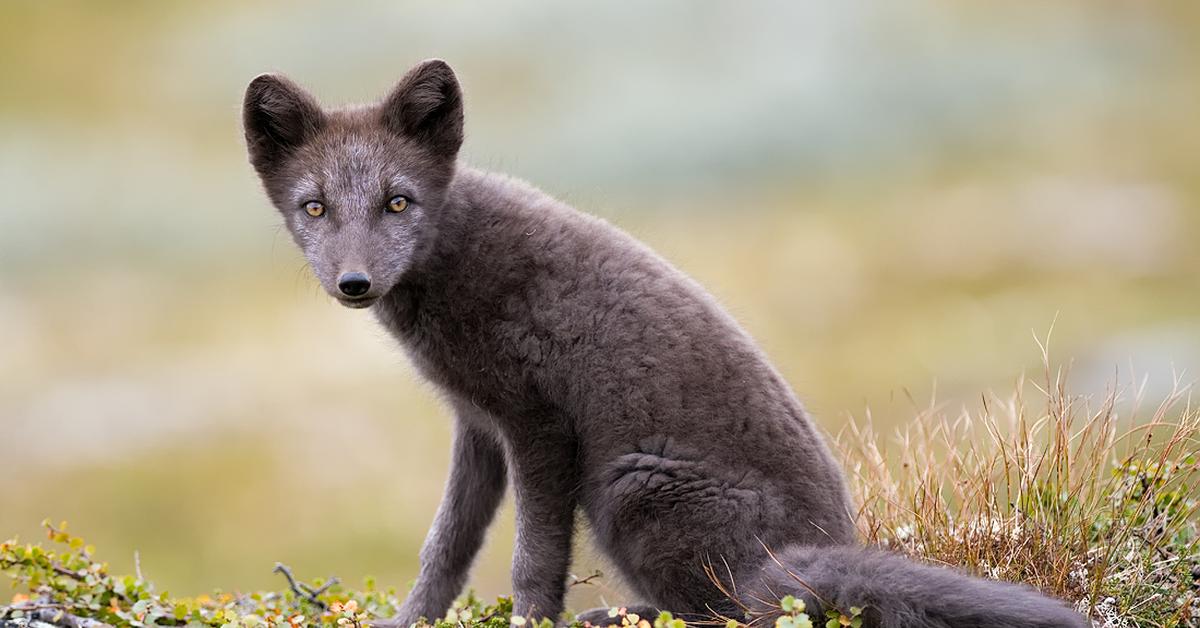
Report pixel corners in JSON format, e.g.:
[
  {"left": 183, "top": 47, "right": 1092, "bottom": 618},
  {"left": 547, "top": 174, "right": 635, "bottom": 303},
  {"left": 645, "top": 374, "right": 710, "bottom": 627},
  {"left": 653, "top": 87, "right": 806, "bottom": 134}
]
[{"left": 242, "top": 60, "right": 1089, "bottom": 628}]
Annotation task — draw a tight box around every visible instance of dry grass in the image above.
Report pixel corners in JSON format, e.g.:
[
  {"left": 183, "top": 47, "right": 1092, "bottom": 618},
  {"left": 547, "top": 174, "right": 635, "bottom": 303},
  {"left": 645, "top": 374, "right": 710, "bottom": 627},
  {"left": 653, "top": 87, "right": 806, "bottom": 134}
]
[{"left": 836, "top": 336, "right": 1200, "bottom": 627}]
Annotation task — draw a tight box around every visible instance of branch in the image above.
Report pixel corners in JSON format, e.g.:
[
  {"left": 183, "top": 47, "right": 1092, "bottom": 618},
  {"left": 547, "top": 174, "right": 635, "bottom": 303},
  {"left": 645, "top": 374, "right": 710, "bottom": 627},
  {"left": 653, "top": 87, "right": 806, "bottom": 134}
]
[
  {"left": 273, "top": 562, "right": 339, "bottom": 610},
  {"left": 568, "top": 570, "right": 603, "bottom": 587},
  {"left": 0, "top": 603, "right": 113, "bottom": 628}
]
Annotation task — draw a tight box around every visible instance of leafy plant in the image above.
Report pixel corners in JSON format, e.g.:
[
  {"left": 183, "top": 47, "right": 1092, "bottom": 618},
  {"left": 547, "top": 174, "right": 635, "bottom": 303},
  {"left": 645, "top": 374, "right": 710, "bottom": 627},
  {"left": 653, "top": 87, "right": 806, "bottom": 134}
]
[
  {"left": 0, "top": 524, "right": 705, "bottom": 628},
  {"left": 5, "top": 352, "right": 1198, "bottom": 626},
  {"left": 1, "top": 520, "right": 402, "bottom": 627},
  {"left": 837, "top": 345, "right": 1199, "bottom": 627}
]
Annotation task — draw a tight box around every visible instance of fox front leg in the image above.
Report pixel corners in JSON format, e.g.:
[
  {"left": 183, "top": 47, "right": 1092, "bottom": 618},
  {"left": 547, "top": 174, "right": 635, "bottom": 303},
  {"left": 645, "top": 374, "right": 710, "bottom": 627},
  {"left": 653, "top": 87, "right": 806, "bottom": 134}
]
[
  {"left": 506, "top": 427, "right": 579, "bottom": 623},
  {"left": 391, "top": 408, "right": 508, "bottom": 626}
]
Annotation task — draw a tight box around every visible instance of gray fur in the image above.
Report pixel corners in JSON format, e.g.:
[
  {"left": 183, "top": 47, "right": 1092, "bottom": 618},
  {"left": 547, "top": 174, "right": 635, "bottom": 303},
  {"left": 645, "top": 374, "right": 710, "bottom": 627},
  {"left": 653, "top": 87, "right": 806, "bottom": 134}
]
[
  {"left": 400, "top": 401, "right": 508, "bottom": 623},
  {"left": 242, "top": 60, "right": 1090, "bottom": 628},
  {"left": 742, "top": 546, "right": 1090, "bottom": 628}
]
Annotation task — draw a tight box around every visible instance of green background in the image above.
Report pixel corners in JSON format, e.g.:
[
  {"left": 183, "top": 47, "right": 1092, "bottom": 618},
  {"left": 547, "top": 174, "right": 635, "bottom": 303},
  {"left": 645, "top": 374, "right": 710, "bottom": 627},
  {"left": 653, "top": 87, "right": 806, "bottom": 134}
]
[{"left": 1, "top": 0, "right": 1197, "bottom": 612}]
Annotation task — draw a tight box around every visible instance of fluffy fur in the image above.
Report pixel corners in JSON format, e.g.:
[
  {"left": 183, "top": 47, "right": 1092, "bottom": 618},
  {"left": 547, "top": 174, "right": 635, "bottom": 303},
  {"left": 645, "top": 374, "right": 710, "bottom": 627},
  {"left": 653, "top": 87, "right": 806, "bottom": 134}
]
[{"left": 242, "top": 60, "right": 1090, "bottom": 628}]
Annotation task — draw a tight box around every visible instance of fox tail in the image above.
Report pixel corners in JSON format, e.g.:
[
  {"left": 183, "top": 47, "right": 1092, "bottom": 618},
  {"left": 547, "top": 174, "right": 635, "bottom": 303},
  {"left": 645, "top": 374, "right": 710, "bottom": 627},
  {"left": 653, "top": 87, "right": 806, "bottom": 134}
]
[{"left": 737, "top": 545, "right": 1090, "bottom": 628}]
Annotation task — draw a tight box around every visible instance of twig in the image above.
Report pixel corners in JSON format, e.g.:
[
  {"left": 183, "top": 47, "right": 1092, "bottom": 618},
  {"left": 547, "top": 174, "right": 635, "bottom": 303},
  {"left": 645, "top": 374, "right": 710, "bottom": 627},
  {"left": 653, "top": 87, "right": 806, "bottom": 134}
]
[
  {"left": 273, "top": 562, "right": 338, "bottom": 610},
  {"left": 1, "top": 602, "right": 114, "bottom": 628},
  {"left": 310, "top": 578, "right": 340, "bottom": 598},
  {"left": 51, "top": 565, "right": 86, "bottom": 581},
  {"left": 568, "top": 570, "right": 603, "bottom": 587},
  {"left": 28, "top": 607, "right": 114, "bottom": 628}
]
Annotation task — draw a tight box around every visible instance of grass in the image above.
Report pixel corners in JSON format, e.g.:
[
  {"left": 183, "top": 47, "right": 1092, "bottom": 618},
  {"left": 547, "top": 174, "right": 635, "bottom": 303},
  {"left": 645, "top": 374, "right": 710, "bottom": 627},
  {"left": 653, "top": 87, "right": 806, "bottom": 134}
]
[
  {"left": 3, "top": 350, "right": 1197, "bottom": 627},
  {"left": 837, "top": 341, "right": 1199, "bottom": 626}
]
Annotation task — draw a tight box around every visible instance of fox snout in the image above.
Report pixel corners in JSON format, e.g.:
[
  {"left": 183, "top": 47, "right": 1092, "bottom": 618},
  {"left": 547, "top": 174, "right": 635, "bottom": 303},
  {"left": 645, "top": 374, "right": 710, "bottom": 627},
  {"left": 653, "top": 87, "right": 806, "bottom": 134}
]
[
  {"left": 337, "top": 271, "right": 372, "bottom": 297},
  {"left": 332, "top": 270, "right": 379, "bottom": 308}
]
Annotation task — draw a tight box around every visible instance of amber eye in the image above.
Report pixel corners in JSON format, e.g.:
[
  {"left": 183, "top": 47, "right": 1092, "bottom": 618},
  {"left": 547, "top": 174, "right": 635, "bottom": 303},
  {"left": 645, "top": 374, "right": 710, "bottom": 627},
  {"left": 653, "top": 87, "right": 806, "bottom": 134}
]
[
  {"left": 302, "top": 201, "right": 325, "bottom": 217},
  {"left": 386, "top": 195, "right": 409, "bottom": 213}
]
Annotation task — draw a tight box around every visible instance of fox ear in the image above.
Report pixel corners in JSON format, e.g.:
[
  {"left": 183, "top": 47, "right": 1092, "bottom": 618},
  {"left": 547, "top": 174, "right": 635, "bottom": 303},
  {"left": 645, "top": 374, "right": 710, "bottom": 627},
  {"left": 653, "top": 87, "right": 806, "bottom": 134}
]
[
  {"left": 381, "top": 59, "right": 464, "bottom": 158},
  {"left": 242, "top": 74, "right": 325, "bottom": 175}
]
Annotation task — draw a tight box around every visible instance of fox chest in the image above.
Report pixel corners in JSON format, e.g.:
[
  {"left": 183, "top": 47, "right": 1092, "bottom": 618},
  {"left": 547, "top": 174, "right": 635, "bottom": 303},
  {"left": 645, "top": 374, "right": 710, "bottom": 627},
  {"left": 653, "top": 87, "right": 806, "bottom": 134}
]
[{"left": 378, "top": 288, "right": 562, "bottom": 418}]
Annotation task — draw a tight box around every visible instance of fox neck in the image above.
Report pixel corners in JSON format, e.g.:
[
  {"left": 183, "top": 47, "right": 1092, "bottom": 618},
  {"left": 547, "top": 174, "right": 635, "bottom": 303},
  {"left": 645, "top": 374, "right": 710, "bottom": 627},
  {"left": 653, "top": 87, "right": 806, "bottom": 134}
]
[
  {"left": 372, "top": 163, "right": 476, "bottom": 329},
  {"left": 397, "top": 162, "right": 471, "bottom": 282}
]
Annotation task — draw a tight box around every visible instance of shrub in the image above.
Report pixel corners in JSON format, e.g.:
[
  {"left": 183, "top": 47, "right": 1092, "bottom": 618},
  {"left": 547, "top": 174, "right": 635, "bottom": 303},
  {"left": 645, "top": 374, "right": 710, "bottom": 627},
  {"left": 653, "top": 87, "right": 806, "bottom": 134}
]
[
  {"left": 837, "top": 350, "right": 1199, "bottom": 626},
  {"left": 3, "top": 354, "right": 1197, "bottom": 626}
]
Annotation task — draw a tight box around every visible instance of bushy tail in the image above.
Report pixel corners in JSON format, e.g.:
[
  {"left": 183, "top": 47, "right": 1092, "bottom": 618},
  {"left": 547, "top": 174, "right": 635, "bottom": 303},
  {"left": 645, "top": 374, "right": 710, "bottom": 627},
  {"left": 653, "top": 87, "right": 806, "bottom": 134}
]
[{"left": 738, "top": 545, "right": 1090, "bottom": 628}]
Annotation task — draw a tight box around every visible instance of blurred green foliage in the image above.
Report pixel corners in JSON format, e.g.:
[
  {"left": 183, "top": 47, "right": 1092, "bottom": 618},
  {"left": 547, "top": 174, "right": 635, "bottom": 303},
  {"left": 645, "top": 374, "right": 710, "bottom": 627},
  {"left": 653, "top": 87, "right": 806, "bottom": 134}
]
[{"left": 1, "top": 0, "right": 1198, "bottom": 611}]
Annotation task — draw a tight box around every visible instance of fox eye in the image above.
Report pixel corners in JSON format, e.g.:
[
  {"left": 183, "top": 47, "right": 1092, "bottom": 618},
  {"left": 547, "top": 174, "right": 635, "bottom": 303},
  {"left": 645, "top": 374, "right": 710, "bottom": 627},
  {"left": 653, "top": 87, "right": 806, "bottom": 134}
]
[
  {"left": 302, "top": 201, "right": 325, "bottom": 217},
  {"left": 386, "top": 195, "right": 409, "bottom": 213}
]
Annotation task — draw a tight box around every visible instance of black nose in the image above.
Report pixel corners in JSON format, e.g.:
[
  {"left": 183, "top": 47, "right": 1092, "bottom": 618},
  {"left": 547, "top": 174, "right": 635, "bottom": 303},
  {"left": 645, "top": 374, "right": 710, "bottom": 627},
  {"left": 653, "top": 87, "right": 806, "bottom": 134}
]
[{"left": 337, "top": 272, "right": 372, "bottom": 297}]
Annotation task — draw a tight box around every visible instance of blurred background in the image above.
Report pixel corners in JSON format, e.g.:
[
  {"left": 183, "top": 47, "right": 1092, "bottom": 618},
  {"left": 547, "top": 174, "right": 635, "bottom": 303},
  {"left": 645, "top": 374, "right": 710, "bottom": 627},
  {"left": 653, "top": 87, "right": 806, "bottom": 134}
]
[{"left": 1, "top": 0, "right": 1198, "bottom": 611}]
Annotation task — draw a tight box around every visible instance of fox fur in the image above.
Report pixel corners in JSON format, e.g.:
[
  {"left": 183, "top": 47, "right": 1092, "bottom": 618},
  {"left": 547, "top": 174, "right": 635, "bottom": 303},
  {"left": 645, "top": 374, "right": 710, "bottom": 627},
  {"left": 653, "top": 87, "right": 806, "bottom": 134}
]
[{"left": 242, "top": 60, "right": 1090, "bottom": 628}]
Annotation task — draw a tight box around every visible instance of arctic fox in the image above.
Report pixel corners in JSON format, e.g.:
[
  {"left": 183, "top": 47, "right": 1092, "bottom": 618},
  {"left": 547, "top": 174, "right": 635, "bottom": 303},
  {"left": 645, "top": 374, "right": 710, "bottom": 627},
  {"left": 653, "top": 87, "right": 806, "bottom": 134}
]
[{"left": 242, "top": 60, "right": 1090, "bottom": 628}]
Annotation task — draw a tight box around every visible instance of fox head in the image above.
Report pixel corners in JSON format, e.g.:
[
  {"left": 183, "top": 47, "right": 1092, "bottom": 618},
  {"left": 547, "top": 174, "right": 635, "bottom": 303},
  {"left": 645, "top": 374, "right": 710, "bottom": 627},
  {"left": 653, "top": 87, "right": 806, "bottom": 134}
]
[{"left": 242, "top": 59, "right": 463, "bottom": 308}]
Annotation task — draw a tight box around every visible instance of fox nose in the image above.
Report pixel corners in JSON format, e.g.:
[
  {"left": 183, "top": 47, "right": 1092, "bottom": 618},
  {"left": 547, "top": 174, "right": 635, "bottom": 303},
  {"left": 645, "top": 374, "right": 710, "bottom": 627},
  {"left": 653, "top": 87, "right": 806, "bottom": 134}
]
[{"left": 337, "top": 272, "right": 372, "bottom": 297}]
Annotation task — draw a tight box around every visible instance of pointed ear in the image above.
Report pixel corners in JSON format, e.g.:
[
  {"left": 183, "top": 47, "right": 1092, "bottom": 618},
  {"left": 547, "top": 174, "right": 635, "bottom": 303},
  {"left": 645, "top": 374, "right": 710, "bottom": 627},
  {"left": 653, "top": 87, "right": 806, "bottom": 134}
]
[
  {"left": 381, "top": 59, "right": 464, "bottom": 158},
  {"left": 242, "top": 74, "right": 325, "bottom": 175}
]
